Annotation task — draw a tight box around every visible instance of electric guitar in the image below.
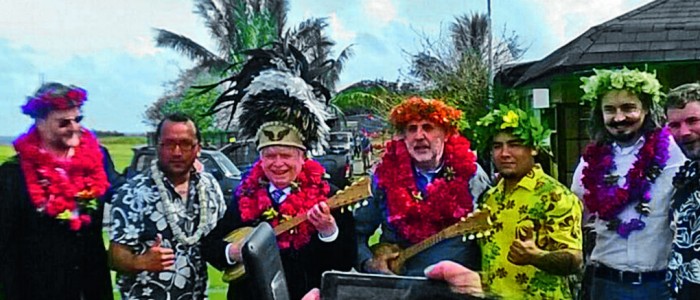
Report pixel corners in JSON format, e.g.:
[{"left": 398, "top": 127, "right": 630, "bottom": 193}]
[
  {"left": 370, "top": 208, "right": 492, "bottom": 275},
  {"left": 222, "top": 176, "right": 372, "bottom": 282}
]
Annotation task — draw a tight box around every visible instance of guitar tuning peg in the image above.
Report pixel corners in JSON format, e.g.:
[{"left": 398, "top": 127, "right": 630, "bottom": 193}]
[
  {"left": 337, "top": 190, "right": 345, "bottom": 194},
  {"left": 462, "top": 236, "right": 467, "bottom": 242},
  {"left": 476, "top": 232, "right": 484, "bottom": 238},
  {"left": 467, "top": 213, "right": 473, "bottom": 217},
  {"left": 484, "top": 230, "right": 491, "bottom": 236},
  {"left": 460, "top": 217, "right": 466, "bottom": 222},
  {"left": 341, "top": 207, "right": 345, "bottom": 213},
  {"left": 362, "top": 200, "right": 369, "bottom": 206},
  {"left": 468, "top": 234, "right": 475, "bottom": 240}
]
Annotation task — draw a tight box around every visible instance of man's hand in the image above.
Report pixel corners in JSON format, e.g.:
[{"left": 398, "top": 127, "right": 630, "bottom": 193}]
[
  {"left": 307, "top": 202, "right": 337, "bottom": 237},
  {"left": 507, "top": 226, "right": 543, "bottom": 266},
  {"left": 227, "top": 239, "right": 244, "bottom": 263},
  {"left": 363, "top": 251, "right": 399, "bottom": 275},
  {"left": 138, "top": 234, "right": 176, "bottom": 272},
  {"left": 424, "top": 261, "right": 484, "bottom": 297},
  {"left": 301, "top": 288, "right": 321, "bottom": 300}
]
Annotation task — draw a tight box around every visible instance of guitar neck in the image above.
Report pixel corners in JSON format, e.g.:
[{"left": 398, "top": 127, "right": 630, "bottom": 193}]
[
  {"left": 273, "top": 214, "right": 308, "bottom": 236},
  {"left": 400, "top": 224, "right": 462, "bottom": 262}
]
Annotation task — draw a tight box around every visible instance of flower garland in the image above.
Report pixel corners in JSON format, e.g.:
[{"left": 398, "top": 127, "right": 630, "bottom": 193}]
[
  {"left": 150, "top": 160, "right": 214, "bottom": 246},
  {"left": 389, "top": 97, "right": 463, "bottom": 134},
  {"left": 237, "top": 159, "right": 330, "bottom": 250},
  {"left": 22, "top": 86, "right": 87, "bottom": 118},
  {"left": 580, "top": 67, "right": 663, "bottom": 105},
  {"left": 13, "top": 127, "right": 109, "bottom": 231},
  {"left": 474, "top": 104, "right": 550, "bottom": 153},
  {"left": 375, "top": 135, "right": 477, "bottom": 244},
  {"left": 581, "top": 127, "right": 670, "bottom": 237}
]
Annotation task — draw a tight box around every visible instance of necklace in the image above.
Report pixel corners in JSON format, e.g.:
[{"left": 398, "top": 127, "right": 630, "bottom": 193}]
[
  {"left": 375, "top": 135, "right": 477, "bottom": 244},
  {"left": 14, "top": 127, "right": 109, "bottom": 231},
  {"left": 582, "top": 127, "right": 670, "bottom": 237},
  {"left": 150, "top": 160, "right": 210, "bottom": 246}
]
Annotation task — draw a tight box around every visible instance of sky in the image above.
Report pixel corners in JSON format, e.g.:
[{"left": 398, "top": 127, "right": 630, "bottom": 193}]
[{"left": 0, "top": 0, "right": 653, "bottom": 137}]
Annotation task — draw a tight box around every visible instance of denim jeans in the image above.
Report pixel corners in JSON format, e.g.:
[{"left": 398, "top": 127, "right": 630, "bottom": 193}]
[{"left": 590, "top": 276, "right": 671, "bottom": 300}]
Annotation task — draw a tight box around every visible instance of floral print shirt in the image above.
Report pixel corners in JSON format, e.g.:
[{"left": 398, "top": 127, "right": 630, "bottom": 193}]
[
  {"left": 669, "top": 160, "right": 700, "bottom": 295},
  {"left": 479, "top": 165, "right": 582, "bottom": 300},
  {"left": 110, "top": 170, "right": 226, "bottom": 300}
]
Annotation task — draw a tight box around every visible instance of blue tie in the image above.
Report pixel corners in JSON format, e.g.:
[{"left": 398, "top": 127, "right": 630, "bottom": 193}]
[{"left": 271, "top": 189, "right": 285, "bottom": 204}]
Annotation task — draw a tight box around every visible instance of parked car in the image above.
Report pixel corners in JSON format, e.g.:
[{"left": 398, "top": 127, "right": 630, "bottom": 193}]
[
  {"left": 126, "top": 145, "right": 242, "bottom": 199},
  {"left": 327, "top": 132, "right": 353, "bottom": 154},
  {"left": 220, "top": 138, "right": 353, "bottom": 189}
]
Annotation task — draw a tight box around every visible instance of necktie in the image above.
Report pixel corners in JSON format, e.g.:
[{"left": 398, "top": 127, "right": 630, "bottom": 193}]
[{"left": 271, "top": 189, "right": 285, "bottom": 204}]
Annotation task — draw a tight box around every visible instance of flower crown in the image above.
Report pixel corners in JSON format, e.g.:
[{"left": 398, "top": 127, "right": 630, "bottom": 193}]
[
  {"left": 580, "top": 67, "right": 663, "bottom": 105},
  {"left": 22, "top": 86, "right": 87, "bottom": 118},
  {"left": 474, "top": 104, "right": 550, "bottom": 152},
  {"left": 389, "top": 97, "right": 463, "bottom": 134}
]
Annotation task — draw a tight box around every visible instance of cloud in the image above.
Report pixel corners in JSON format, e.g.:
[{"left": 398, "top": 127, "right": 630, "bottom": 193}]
[
  {"left": 327, "top": 12, "right": 357, "bottom": 42},
  {"left": 126, "top": 36, "right": 162, "bottom": 57},
  {"left": 361, "top": 0, "right": 397, "bottom": 26},
  {"left": 530, "top": 0, "right": 653, "bottom": 46}
]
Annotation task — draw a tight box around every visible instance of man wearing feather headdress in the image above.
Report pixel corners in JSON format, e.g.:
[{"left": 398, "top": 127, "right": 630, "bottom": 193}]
[
  {"left": 353, "top": 96, "right": 491, "bottom": 277},
  {"left": 201, "top": 42, "right": 356, "bottom": 300}
]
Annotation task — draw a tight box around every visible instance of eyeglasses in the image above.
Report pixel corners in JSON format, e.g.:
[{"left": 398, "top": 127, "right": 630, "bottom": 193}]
[
  {"left": 57, "top": 115, "right": 84, "bottom": 128},
  {"left": 159, "top": 141, "right": 198, "bottom": 152}
]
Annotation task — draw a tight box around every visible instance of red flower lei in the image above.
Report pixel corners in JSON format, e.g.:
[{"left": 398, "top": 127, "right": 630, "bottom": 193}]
[
  {"left": 375, "top": 135, "right": 477, "bottom": 244},
  {"left": 13, "top": 127, "right": 109, "bottom": 231},
  {"left": 237, "top": 159, "right": 330, "bottom": 250},
  {"left": 581, "top": 127, "right": 670, "bottom": 237}
]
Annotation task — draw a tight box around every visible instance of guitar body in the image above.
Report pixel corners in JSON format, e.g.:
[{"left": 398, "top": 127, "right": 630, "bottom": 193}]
[
  {"left": 222, "top": 226, "right": 254, "bottom": 282},
  {"left": 220, "top": 176, "right": 372, "bottom": 283}
]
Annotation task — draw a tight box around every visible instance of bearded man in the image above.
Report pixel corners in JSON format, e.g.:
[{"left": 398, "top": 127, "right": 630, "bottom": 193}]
[
  {"left": 354, "top": 97, "right": 491, "bottom": 276},
  {"left": 664, "top": 83, "right": 700, "bottom": 299},
  {"left": 0, "top": 82, "right": 113, "bottom": 299},
  {"left": 572, "top": 68, "right": 687, "bottom": 299}
]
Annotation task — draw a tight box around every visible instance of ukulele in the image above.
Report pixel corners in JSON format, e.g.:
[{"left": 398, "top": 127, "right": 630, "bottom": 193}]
[
  {"left": 221, "top": 176, "right": 372, "bottom": 282},
  {"left": 370, "top": 208, "right": 492, "bottom": 275}
]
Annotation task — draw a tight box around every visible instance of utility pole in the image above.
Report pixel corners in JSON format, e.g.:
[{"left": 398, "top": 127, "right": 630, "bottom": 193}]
[{"left": 487, "top": 0, "right": 494, "bottom": 104}]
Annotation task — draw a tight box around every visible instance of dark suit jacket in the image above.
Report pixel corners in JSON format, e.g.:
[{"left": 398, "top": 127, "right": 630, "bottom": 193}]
[
  {"left": 0, "top": 158, "right": 113, "bottom": 300},
  {"left": 202, "top": 183, "right": 356, "bottom": 300}
]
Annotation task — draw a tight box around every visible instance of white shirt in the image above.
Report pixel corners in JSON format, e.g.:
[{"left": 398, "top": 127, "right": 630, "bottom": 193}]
[{"left": 571, "top": 133, "right": 687, "bottom": 272}]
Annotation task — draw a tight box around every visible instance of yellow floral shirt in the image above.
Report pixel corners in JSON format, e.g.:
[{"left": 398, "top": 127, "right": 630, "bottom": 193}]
[{"left": 479, "top": 165, "right": 582, "bottom": 300}]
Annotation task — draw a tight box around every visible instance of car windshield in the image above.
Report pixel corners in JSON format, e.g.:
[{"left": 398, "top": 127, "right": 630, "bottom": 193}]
[
  {"left": 330, "top": 133, "right": 351, "bottom": 143},
  {"left": 208, "top": 151, "right": 242, "bottom": 177}
]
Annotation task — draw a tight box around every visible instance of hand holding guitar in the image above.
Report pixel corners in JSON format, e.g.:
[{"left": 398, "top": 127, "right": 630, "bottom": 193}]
[
  {"left": 307, "top": 202, "right": 337, "bottom": 237},
  {"left": 140, "top": 234, "right": 176, "bottom": 272},
  {"left": 364, "top": 251, "right": 399, "bottom": 275}
]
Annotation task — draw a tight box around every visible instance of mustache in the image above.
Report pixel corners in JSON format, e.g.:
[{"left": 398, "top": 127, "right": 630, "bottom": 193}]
[{"left": 606, "top": 120, "right": 635, "bottom": 128}]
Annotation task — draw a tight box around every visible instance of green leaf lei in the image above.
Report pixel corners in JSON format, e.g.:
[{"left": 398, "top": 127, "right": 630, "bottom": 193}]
[
  {"left": 580, "top": 67, "right": 663, "bottom": 105},
  {"left": 474, "top": 104, "right": 551, "bottom": 152}
]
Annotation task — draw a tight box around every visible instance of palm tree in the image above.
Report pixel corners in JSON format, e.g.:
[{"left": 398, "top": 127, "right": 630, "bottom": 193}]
[{"left": 147, "top": 0, "right": 354, "bottom": 126}]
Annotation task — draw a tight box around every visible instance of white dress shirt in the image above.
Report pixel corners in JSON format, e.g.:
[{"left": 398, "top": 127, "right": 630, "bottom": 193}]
[{"left": 571, "top": 133, "right": 687, "bottom": 272}]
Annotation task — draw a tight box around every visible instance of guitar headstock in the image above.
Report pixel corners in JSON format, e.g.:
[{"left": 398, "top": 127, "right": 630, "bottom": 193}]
[
  {"left": 441, "top": 208, "right": 492, "bottom": 241},
  {"left": 328, "top": 176, "right": 372, "bottom": 210}
]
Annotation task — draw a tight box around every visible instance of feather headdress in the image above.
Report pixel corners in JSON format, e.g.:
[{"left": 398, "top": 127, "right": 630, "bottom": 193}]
[{"left": 204, "top": 42, "right": 332, "bottom": 151}]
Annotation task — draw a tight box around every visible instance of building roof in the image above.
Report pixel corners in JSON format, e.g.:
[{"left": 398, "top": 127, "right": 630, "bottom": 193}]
[{"left": 512, "top": 0, "right": 700, "bottom": 87}]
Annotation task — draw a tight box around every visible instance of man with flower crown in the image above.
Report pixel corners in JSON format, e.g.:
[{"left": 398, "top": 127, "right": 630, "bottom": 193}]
[
  {"left": 109, "top": 113, "right": 227, "bottom": 299},
  {"left": 200, "top": 42, "right": 356, "bottom": 300},
  {"left": 0, "top": 82, "right": 113, "bottom": 299},
  {"left": 353, "top": 96, "right": 491, "bottom": 277},
  {"left": 572, "top": 67, "right": 687, "bottom": 299}
]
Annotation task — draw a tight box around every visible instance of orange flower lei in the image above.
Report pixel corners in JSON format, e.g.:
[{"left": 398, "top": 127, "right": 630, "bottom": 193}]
[
  {"left": 389, "top": 97, "right": 463, "bottom": 134},
  {"left": 375, "top": 135, "right": 477, "bottom": 243}
]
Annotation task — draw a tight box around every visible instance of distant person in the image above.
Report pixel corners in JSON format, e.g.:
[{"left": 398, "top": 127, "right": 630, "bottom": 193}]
[
  {"left": 354, "top": 132, "right": 362, "bottom": 158},
  {"left": 361, "top": 134, "right": 372, "bottom": 172},
  {"left": 0, "top": 82, "right": 113, "bottom": 299},
  {"left": 109, "top": 113, "right": 227, "bottom": 299}
]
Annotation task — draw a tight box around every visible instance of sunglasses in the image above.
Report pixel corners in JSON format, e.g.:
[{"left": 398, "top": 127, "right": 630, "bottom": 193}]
[
  {"left": 57, "top": 115, "right": 84, "bottom": 128},
  {"left": 159, "top": 141, "right": 198, "bottom": 152}
]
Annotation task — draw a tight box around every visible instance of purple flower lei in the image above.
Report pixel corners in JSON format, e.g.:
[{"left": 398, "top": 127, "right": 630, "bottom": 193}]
[{"left": 581, "top": 127, "right": 670, "bottom": 238}]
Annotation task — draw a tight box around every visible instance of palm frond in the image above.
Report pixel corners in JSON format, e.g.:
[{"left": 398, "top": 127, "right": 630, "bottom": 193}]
[{"left": 154, "top": 29, "right": 229, "bottom": 70}]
